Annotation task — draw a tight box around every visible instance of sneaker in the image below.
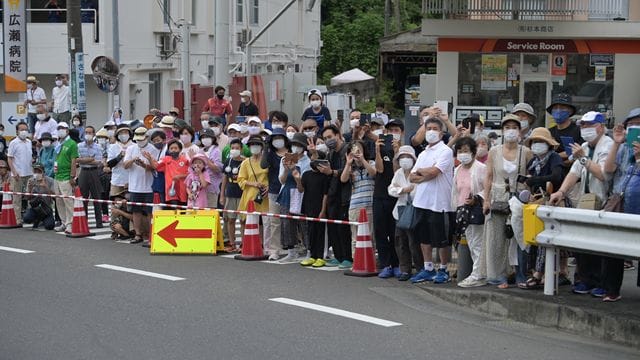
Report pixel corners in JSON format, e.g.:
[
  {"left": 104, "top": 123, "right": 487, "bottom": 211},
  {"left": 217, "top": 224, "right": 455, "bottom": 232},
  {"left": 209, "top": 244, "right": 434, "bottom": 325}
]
[
  {"left": 129, "top": 237, "right": 143, "bottom": 244},
  {"left": 603, "top": 294, "right": 621, "bottom": 302},
  {"left": 590, "top": 287, "right": 606, "bottom": 298},
  {"left": 102, "top": 215, "right": 109, "bottom": 223},
  {"left": 338, "top": 260, "right": 353, "bottom": 269},
  {"left": 300, "top": 258, "right": 316, "bottom": 266},
  {"left": 392, "top": 267, "right": 402, "bottom": 278},
  {"left": 54, "top": 224, "right": 66, "bottom": 232},
  {"left": 325, "top": 258, "right": 340, "bottom": 267},
  {"left": 268, "top": 253, "right": 280, "bottom": 261},
  {"left": 433, "top": 269, "right": 451, "bottom": 284},
  {"left": 311, "top": 258, "right": 326, "bottom": 268},
  {"left": 410, "top": 269, "right": 437, "bottom": 283},
  {"left": 558, "top": 274, "right": 572, "bottom": 286},
  {"left": 141, "top": 240, "right": 150, "bottom": 248},
  {"left": 568, "top": 257, "right": 577, "bottom": 267},
  {"left": 278, "top": 253, "right": 299, "bottom": 264},
  {"left": 397, "top": 272, "right": 412, "bottom": 281},
  {"left": 458, "top": 277, "right": 487, "bottom": 288},
  {"left": 572, "top": 282, "right": 593, "bottom": 294},
  {"left": 378, "top": 266, "right": 395, "bottom": 279},
  {"left": 624, "top": 261, "right": 635, "bottom": 271}
]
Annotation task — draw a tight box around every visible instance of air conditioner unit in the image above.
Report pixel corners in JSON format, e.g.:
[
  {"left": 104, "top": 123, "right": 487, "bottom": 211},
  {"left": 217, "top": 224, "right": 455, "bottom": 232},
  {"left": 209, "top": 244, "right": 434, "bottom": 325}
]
[
  {"left": 237, "top": 29, "right": 252, "bottom": 48},
  {"left": 161, "top": 33, "right": 177, "bottom": 53}
]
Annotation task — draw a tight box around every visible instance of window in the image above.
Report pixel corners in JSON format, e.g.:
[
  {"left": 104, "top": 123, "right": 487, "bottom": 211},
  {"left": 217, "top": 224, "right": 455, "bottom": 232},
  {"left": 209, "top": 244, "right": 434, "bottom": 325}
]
[
  {"left": 191, "top": 0, "right": 197, "bottom": 26},
  {"left": 163, "top": 0, "right": 171, "bottom": 25},
  {"left": 250, "top": 0, "right": 259, "bottom": 25},
  {"left": 236, "top": 0, "right": 244, "bottom": 23},
  {"left": 149, "top": 73, "right": 161, "bottom": 111}
]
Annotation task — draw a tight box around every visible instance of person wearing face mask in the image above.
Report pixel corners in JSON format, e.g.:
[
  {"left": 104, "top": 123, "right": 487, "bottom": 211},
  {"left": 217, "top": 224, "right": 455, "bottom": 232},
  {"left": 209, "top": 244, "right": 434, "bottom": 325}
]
[
  {"left": 285, "top": 124, "right": 299, "bottom": 141},
  {"left": 235, "top": 118, "right": 251, "bottom": 144},
  {"left": 36, "top": 132, "right": 55, "bottom": 178},
  {"left": 221, "top": 124, "right": 251, "bottom": 163},
  {"left": 24, "top": 76, "right": 47, "bottom": 134},
  {"left": 344, "top": 109, "right": 364, "bottom": 143},
  {"left": 409, "top": 118, "right": 456, "bottom": 284},
  {"left": 482, "top": 114, "right": 532, "bottom": 289},
  {"left": 23, "top": 164, "right": 56, "bottom": 230},
  {"left": 238, "top": 90, "right": 259, "bottom": 117},
  {"left": 237, "top": 136, "right": 270, "bottom": 226},
  {"left": 70, "top": 114, "right": 85, "bottom": 141},
  {"left": 512, "top": 102, "right": 537, "bottom": 141},
  {"left": 51, "top": 74, "right": 71, "bottom": 124},
  {"left": 246, "top": 116, "right": 263, "bottom": 139},
  {"left": 107, "top": 125, "right": 133, "bottom": 201},
  {"left": 550, "top": 111, "right": 613, "bottom": 296},
  {"left": 33, "top": 105, "right": 58, "bottom": 141},
  {"left": 265, "top": 110, "right": 288, "bottom": 132},
  {"left": 374, "top": 120, "right": 403, "bottom": 278},
  {"left": 277, "top": 132, "right": 312, "bottom": 263},
  {"left": 220, "top": 139, "right": 245, "bottom": 252},
  {"left": 547, "top": 94, "right": 583, "bottom": 172},
  {"left": 0, "top": 124, "right": 6, "bottom": 161},
  {"left": 451, "top": 137, "right": 487, "bottom": 288},
  {"left": 157, "top": 115, "right": 176, "bottom": 141},
  {"left": 95, "top": 128, "right": 113, "bottom": 223},
  {"left": 178, "top": 125, "right": 202, "bottom": 161},
  {"left": 199, "top": 129, "right": 223, "bottom": 209},
  {"left": 52, "top": 122, "right": 79, "bottom": 233},
  {"left": 145, "top": 139, "right": 188, "bottom": 209},
  {"left": 7, "top": 122, "right": 34, "bottom": 226},
  {"left": 473, "top": 133, "right": 491, "bottom": 164},
  {"left": 207, "top": 116, "right": 228, "bottom": 149},
  {"left": 301, "top": 89, "right": 332, "bottom": 130},
  {"left": 411, "top": 106, "right": 458, "bottom": 155},
  {"left": 371, "top": 102, "right": 390, "bottom": 125},
  {"left": 260, "top": 128, "right": 289, "bottom": 260},
  {"left": 388, "top": 146, "right": 424, "bottom": 281},
  {"left": 103, "top": 120, "right": 117, "bottom": 143},
  {"left": 123, "top": 127, "right": 160, "bottom": 244},
  {"left": 76, "top": 126, "right": 105, "bottom": 228},
  {"left": 203, "top": 86, "right": 232, "bottom": 125}
]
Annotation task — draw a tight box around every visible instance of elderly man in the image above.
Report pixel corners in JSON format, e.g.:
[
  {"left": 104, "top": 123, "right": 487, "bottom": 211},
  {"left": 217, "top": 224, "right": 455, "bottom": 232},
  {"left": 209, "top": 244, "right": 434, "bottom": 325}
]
[
  {"left": 7, "top": 122, "right": 33, "bottom": 225},
  {"left": 77, "top": 126, "right": 104, "bottom": 228},
  {"left": 24, "top": 75, "right": 47, "bottom": 134},
  {"left": 53, "top": 122, "right": 78, "bottom": 233},
  {"left": 238, "top": 90, "right": 259, "bottom": 117},
  {"left": 34, "top": 104, "right": 58, "bottom": 140}
]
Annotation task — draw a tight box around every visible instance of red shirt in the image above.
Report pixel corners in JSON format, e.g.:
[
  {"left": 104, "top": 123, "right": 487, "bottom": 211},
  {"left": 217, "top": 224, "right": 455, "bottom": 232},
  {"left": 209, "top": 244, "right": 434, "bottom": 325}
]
[
  {"left": 156, "top": 155, "right": 190, "bottom": 203},
  {"left": 203, "top": 97, "right": 233, "bottom": 118}
]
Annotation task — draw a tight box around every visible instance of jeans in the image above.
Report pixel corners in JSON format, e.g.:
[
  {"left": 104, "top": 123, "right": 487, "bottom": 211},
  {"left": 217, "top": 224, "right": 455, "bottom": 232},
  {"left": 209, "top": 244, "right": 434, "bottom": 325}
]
[
  {"left": 23, "top": 208, "right": 55, "bottom": 230},
  {"left": 27, "top": 113, "right": 37, "bottom": 134}
]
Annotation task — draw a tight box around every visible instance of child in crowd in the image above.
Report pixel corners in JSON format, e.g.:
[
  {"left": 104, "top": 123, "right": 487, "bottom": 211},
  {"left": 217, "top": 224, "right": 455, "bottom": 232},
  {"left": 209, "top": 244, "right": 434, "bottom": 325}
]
[
  {"left": 299, "top": 153, "right": 330, "bottom": 268},
  {"left": 185, "top": 154, "right": 211, "bottom": 209},
  {"left": 220, "top": 139, "right": 245, "bottom": 252},
  {"left": 110, "top": 191, "right": 133, "bottom": 241},
  {"left": 145, "top": 139, "right": 189, "bottom": 207}
]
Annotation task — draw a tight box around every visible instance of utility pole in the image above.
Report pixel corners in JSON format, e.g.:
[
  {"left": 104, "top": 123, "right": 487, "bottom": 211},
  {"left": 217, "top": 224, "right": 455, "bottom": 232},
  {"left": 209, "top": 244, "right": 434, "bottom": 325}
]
[
  {"left": 214, "top": 0, "right": 230, "bottom": 89},
  {"left": 181, "top": 19, "right": 191, "bottom": 125},
  {"left": 112, "top": 0, "right": 120, "bottom": 111},
  {"left": 393, "top": 0, "right": 401, "bottom": 33},
  {"left": 67, "top": 0, "right": 86, "bottom": 119}
]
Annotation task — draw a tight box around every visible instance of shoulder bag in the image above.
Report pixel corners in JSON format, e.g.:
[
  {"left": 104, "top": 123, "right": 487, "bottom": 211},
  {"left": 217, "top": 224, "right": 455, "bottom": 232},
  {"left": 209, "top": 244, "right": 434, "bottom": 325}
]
[
  {"left": 396, "top": 194, "right": 420, "bottom": 231},
  {"left": 603, "top": 164, "right": 638, "bottom": 213}
]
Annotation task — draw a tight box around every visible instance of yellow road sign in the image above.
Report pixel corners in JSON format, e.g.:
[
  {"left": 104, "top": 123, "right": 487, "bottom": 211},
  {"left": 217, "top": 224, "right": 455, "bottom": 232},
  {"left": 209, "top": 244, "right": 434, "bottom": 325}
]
[{"left": 151, "top": 210, "right": 222, "bottom": 254}]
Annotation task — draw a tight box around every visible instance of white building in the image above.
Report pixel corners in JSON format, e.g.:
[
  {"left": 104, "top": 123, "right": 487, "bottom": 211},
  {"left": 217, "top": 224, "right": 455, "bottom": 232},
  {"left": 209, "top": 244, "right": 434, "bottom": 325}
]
[{"left": 0, "top": 0, "right": 321, "bottom": 132}]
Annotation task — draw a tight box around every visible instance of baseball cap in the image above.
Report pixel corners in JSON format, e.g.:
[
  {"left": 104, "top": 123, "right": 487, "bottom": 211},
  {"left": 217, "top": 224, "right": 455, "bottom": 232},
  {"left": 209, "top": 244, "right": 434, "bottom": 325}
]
[
  {"left": 576, "top": 111, "right": 605, "bottom": 126},
  {"left": 227, "top": 123, "right": 242, "bottom": 132},
  {"left": 239, "top": 90, "right": 252, "bottom": 97}
]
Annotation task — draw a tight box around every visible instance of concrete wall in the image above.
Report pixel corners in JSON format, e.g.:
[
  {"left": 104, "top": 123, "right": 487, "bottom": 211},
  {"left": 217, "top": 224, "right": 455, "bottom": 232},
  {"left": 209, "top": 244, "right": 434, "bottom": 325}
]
[
  {"left": 435, "top": 52, "right": 459, "bottom": 106},
  {"left": 612, "top": 54, "right": 640, "bottom": 122}
]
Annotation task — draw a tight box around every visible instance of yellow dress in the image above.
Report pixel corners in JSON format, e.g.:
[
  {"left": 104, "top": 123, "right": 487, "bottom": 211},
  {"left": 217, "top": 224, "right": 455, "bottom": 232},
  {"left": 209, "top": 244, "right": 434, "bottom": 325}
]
[{"left": 237, "top": 156, "right": 270, "bottom": 215}]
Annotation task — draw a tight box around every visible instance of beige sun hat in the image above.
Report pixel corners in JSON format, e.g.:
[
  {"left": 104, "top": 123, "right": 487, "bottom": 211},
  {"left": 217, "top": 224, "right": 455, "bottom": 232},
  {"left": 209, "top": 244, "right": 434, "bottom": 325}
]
[{"left": 524, "top": 127, "right": 559, "bottom": 147}]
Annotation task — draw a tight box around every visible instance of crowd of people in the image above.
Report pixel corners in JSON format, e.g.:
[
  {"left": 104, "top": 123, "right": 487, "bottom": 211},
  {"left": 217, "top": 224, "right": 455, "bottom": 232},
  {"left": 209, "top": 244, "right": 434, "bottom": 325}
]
[{"left": 1, "top": 82, "right": 639, "bottom": 303}]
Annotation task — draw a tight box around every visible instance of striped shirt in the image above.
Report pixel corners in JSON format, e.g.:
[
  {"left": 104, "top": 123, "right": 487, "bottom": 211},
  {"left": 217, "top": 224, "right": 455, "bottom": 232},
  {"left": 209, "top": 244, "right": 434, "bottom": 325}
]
[{"left": 349, "top": 161, "right": 375, "bottom": 211}]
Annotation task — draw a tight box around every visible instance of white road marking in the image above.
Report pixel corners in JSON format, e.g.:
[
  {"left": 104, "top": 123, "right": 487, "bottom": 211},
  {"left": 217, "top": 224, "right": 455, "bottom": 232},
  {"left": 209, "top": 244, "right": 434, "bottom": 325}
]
[
  {"left": 0, "top": 246, "right": 35, "bottom": 254},
  {"left": 268, "top": 297, "right": 402, "bottom": 327},
  {"left": 94, "top": 264, "right": 185, "bottom": 281},
  {"left": 88, "top": 234, "right": 113, "bottom": 240}
]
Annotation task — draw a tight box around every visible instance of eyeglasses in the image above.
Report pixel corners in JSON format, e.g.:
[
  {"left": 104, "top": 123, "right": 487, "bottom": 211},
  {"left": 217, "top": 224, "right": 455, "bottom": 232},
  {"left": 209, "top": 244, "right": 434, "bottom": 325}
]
[{"left": 302, "top": 127, "right": 316, "bottom": 132}]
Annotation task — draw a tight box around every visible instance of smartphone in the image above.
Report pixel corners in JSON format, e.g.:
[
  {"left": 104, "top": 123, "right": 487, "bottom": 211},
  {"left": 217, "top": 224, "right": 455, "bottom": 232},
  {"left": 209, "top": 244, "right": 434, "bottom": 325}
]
[
  {"left": 517, "top": 175, "right": 528, "bottom": 184},
  {"left": 311, "top": 159, "right": 329, "bottom": 170},
  {"left": 626, "top": 126, "right": 640, "bottom": 148},
  {"left": 434, "top": 100, "right": 449, "bottom": 115},
  {"left": 360, "top": 113, "right": 371, "bottom": 126},
  {"left": 379, "top": 134, "right": 393, "bottom": 150},
  {"left": 560, "top": 136, "right": 575, "bottom": 156},
  {"left": 461, "top": 116, "right": 476, "bottom": 134}
]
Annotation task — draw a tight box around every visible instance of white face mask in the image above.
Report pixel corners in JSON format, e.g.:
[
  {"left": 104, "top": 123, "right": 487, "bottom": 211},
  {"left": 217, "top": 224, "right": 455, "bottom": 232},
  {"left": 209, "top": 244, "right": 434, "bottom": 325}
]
[
  {"left": 398, "top": 158, "right": 414, "bottom": 171},
  {"left": 286, "top": 132, "right": 296, "bottom": 140},
  {"left": 212, "top": 127, "right": 221, "bottom": 136},
  {"left": 248, "top": 126, "right": 261, "bottom": 135},
  {"left": 392, "top": 133, "right": 401, "bottom": 141},
  {"left": 137, "top": 139, "right": 148, "bottom": 148},
  {"left": 249, "top": 145, "right": 262, "bottom": 155},
  {"left": 57, "top": 129, "right": 68, "bottom": 139},
  {"left": 41, "top": 140, "right": 52, "bottom": 147},
  {"left": 97, "top": 138, "right": 107, "bottom": 146},
  {"left": 531, "top": 142, "right": 549, "bottom": 155},
  {"left": 303, "top": 130, "right": 316, "bottom": 139},
  {"left": 316, "top": 143, "right": 328, "bottom": 153},
  {"left": 350, "top": 119, "right": 360, "bottom": 129},
  {"left": 503, "top": 129, "right": 519, "bottom": 143},
  {"left": 202, "top": 137, "right": 213, "bottom": 147},
  {"left": 239, "top": 124, "right": 248, "bottom": 133},
  {"left": 372, "top": 129, "right": 383, "bottom": 137},
  {"left": 37, "top": 114, "right": 47, "bottom": 121},
  {"left": 85, "top": 134, "right": 94, "bottom": 142},
  {"left": 476, "top": 146, "right": 488, "bottom": 158},
  {"left": 272, "top": 139, "right": 285, "bottom": 149},
  {"left": 18, "top": 130, "right": 28, "bottom": 140},
  {"left": 118, "top": 133, "right": 129, "bottom": 143},
  {"left": 291, "top": 145, "right": 303, "bottom": 154},
  {"left": 107, "top": 130, "right": 115, "bottom": 138},
  {"left": 180, "top": 134, "right": 192, "bottom": 144},
  {"left": 241, "top": 97, "right": 248, "bottom": 104},
  {"left": 73, "top": 120, "right": 81, "bottom": 127},
  {"left": 230, "top": 149, "right": 241, "bottom": 158},
  {"left": 34, "top": 173, "right": 43, "bottom": 180},
  {"left": 201, "top": 121, "right": 210, "bottom": 129},
  {"left": 425, "top": 130, "right": 440, "bottom": 144},
  {"left": 520, "top": 120, "right": 529, "bottom": 129},
  {"left": 272, "top": 124, "right": 283, "bottom": 129},
  {"left": 457, "top": 153, "right": 473, "bottom": 165},
  {"left": 310, "top": 100, "right": 321, "bottom": 108},
  {"left": 55, "top": 80, "right": 63, "bottom": 87},
  {"left": 580, "top": 127, "right": 599, "bottom": 143}
]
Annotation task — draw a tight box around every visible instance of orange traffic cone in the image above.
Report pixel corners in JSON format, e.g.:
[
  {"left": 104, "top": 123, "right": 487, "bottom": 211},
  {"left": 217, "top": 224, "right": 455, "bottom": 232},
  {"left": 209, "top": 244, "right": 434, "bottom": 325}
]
[
  {"left": 66, "top": 187, "right": 95, "bottom": 238},
  {"left": 344, "top": 208, "right": 377, "bottom": 277},
  {"left": 235, "top": 200, "right": 268, "bottom": 261},
  {"left": 145, "top": 193, "right": 162, "bottom": 248},
  {"left": 0, "top": 183, "right": 21, "bottom": 229}
]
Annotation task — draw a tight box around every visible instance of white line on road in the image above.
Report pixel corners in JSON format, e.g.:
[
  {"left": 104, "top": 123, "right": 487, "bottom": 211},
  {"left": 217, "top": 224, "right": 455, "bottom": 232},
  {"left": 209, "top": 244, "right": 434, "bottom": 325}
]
[
  {"left": 94, "top": 264, "right": 185, "bottom": 281},
  {"left": 0, "top": 246, "right": 35, "bottom": 254},
  {"left": 269, "top": 297, "right": 402, "bottom": 327}
]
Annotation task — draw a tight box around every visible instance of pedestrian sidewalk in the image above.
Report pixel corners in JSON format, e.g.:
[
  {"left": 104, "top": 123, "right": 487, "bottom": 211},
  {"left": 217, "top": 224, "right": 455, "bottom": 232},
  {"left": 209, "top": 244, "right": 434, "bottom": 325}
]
[{"left": 415, "top": 266, "right": 640, "bottom": 350}]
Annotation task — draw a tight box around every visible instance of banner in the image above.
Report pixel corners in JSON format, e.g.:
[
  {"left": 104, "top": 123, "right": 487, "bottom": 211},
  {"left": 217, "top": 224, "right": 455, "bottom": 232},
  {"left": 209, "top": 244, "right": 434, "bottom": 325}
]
[
  {"left": 481, "top": 54, "right": 507, "bottom": 91},
  {"left": 3, "top": 0, "right": 27, "bottom": 93}
]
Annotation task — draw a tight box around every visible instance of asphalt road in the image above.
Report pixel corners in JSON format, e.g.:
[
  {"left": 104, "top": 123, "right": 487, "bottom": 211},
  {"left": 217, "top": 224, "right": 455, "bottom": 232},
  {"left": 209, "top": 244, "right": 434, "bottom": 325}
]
[{"left": 1, "top": 229, "right": 638, "bottom": 360}]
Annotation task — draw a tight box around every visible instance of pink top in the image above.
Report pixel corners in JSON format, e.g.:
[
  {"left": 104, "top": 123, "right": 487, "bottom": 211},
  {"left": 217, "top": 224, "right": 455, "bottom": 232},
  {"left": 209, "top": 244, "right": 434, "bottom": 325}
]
[
  {"left": 455, "top": 165, "right": 472, "bottom": 207},
  {"left": 185, "top": 171, "right": 211, "bottom": 208}
]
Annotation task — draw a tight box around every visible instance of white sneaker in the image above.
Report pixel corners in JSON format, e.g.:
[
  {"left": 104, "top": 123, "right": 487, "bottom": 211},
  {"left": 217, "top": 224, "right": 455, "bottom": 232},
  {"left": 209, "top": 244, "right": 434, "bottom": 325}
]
[
  {"left": 268, "top": 253, "right": 280, "bottom": 261},
  {"left": 54, "top": 224, "right": 66, "bottom": 232},
  {"left": 278, "top": 253, "right": 299, "bottom": 264},
  {"left": 457, "top": 277, "right": 487, "bottom": 288}
]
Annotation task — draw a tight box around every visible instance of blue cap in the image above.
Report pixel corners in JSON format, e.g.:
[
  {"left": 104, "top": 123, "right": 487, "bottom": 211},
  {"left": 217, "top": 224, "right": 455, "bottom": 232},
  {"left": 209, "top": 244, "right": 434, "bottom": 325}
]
[
  {"left": 576, "top": 111, "right": 605, "bottom": 125},
  {"left": 624, "top": 107, "right": 640, "bottom": 125}
]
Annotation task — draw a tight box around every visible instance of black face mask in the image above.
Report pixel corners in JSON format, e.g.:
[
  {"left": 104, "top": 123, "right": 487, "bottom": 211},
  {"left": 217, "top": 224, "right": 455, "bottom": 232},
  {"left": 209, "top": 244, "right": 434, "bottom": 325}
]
[
  {"left": 217, "top": 94, "right": 224, "bottom": 100},
  {"left": 153, "top": 142, "right": 164, "bottom": 150},
  {"left": 167, "top": 151, "right": 179, "bottom": 159}
]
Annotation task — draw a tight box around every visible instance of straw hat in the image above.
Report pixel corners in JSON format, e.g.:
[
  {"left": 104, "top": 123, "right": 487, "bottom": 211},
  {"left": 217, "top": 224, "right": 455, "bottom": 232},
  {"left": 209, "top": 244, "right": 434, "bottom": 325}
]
[{"left": 524, "top": 127, "right": 559, "bottom": 147}]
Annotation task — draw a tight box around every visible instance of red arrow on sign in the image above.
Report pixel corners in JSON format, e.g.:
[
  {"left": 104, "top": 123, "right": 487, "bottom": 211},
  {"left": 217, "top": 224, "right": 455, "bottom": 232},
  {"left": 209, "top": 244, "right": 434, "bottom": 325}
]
[{"left": 157, "top": 220, "right": 212, "bottom": 247}]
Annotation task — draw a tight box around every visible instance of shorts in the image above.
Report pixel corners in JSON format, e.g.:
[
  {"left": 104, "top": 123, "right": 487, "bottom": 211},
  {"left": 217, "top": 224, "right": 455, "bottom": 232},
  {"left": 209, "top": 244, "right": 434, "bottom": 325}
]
[
  {"left": 110, "top": 185, "right": 127, "bottom": 198},
  {"left": 129, "top": 192, "right": 153, "bottom": 214},
  {"left": 414, "top": 208, "right": 455, "bottom": 248},
  {"left": 224, "top": 197, "right": 240, "bottom": 219}
]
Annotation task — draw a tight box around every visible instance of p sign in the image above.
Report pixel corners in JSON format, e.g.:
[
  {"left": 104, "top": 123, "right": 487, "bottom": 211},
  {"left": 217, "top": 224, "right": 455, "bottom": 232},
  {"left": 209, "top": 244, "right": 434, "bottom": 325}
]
[{"left": 1, "top": 102, "right": 28, "bottom": 136}]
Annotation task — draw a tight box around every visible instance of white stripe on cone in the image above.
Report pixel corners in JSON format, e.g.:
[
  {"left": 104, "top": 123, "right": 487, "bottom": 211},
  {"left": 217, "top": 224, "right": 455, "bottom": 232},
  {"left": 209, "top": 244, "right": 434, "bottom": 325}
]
[{"left": 355, "top": 240, "right": 373, "bottom": 248}]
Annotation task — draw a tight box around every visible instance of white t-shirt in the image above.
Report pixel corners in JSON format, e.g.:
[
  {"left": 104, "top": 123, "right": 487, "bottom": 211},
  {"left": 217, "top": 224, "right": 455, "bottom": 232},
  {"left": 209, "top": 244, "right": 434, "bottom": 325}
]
[
  {"left": 52, "top": 85, "right": 71, "bottom": 113},
  {"left": 371, "top": 112, "right": 389, "bottom": 125},
  {"left": 569, "top": 134, "right": 613, "bottom": 202},
  {"left": 7, "top": 138, "right": 34, "bottom": 177},
  {"left": 411, "top": 140, "right": 454, "bottom": 212},
  {"left": 34, "top": 118, "right": 58, "bottom": 140},
  {"left": 107, "top": 142, "right": 132, "bottom": 186},
  {"left": 124, "top": 143, "right": 159, "bottom": 193},
  {"left": 26, "top": 86, "right": 47, "bottom": 113}
]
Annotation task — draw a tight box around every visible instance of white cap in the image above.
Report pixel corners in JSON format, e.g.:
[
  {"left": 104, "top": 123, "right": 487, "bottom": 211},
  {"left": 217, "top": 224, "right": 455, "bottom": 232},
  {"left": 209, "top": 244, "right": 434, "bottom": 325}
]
[
  {"left": 104, "top": 120, "right": 116, "bottom": 127},
  {"left": 57, "top": 122, "right": 69, "bottom": 129},
  {"left": 239, "top": 90, "right": 252, "bottom": 97},
  {"left": 227, "top": 123, "right": 242, "bottom": 132},
  {"left": 247, "top": 116, "right": 261, "bottom": 125}
]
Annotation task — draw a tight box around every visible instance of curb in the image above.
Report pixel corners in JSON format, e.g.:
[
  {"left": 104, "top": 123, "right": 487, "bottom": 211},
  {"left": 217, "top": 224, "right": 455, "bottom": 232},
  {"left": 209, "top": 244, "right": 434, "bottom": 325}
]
[{"left": 416, "top": 286, "right": 640, "bottom": 350}]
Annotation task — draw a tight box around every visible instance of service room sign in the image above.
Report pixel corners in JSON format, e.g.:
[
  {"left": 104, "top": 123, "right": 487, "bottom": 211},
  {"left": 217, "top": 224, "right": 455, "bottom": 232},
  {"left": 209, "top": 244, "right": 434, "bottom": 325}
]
[{"left": 493, "top": 39, "right": 578, "bottom": 53}]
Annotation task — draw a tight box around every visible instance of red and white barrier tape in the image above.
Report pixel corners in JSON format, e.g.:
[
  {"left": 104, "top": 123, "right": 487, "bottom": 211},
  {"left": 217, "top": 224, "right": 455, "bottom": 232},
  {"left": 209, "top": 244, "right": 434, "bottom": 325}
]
[{"left": 0, "top": 190, "right": 363, "bottom": 226}]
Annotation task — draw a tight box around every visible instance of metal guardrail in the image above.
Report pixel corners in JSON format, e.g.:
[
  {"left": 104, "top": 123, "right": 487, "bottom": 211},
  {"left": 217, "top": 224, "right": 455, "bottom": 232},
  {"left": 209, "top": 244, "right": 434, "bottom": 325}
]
[
  {"left": 422, "top": 0, "right": 628, "bottom": 20},
  {"left": 0, "top": 8, "right": 99, "bottom": 42},
  {"left": 532, "top": 205, "right": 640, "bottom": 295}
]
